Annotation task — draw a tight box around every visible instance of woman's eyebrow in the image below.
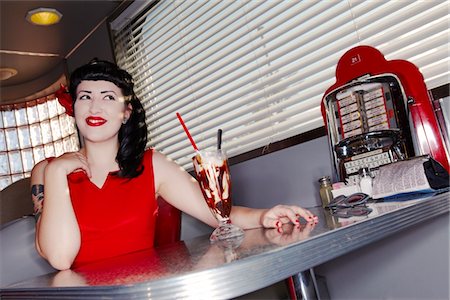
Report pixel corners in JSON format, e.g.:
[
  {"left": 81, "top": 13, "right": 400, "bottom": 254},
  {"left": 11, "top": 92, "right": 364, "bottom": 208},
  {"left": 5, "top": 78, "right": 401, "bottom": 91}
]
[
  {"left": 78, "top": 90, "right": 92, "bottom": 93},
  {"left": 100, "top": 90, "right": 117, "bottom": 94}
]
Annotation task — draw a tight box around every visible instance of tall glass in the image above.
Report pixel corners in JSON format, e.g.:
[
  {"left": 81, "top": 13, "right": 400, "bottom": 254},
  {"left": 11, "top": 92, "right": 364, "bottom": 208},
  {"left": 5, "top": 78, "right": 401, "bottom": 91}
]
[{"left": 192, "top": 149, "right": 244, "bottom": 242}]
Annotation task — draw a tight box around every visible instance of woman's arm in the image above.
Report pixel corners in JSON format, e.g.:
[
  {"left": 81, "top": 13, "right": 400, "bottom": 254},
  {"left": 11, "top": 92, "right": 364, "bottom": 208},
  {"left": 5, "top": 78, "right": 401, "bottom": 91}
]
[
  {"left": 152, "top": 151, "right": 317, "bottom": 230},
  {"left": 31, "top": 159, "right": 47, "bottom": 257},
  {"left": 33, "top": 152, "right": 90, "bottom": 270},
  {"left": 153, "top": 151, "right": 217, "bottom": 227}
]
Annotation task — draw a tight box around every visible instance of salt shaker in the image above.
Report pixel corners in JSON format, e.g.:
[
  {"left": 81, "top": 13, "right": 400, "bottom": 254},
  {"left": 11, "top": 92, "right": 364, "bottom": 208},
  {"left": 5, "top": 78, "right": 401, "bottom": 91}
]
[
  {"left": 318, "top": 176, "right": 333, "bottom": 208},
  {"left": 359, "top": 167, "right": 373, "bottom": 197}
]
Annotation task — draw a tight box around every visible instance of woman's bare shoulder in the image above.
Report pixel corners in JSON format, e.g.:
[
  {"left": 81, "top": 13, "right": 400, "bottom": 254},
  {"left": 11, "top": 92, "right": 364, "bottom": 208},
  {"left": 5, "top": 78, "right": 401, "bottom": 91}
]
[
  {"left": 31, "top": 157, "right": 54, "bottom": 183},
  {"left": 152, "top": 149, "right": 189, "bottom": 186},
  {"left": 32, "top": 159, "right": 49, "bottom": 173},
  {"left": 152, "top": 149, "right": 170, "bottom": 165}
]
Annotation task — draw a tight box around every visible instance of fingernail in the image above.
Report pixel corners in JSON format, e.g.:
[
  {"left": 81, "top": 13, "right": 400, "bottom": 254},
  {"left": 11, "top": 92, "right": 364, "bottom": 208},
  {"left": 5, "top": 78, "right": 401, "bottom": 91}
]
[{"left": 276, "top": 221, "right": 281, "bottom": 227}]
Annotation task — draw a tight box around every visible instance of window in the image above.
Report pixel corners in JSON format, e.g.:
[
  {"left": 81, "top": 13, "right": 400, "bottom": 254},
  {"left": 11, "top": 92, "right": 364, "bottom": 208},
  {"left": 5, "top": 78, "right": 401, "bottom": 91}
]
[
  {"left": 111, "top": 0, "right": 449, "bottom": 169},
  {"left": 0, "top": 96, "right": 79, "bottom": 190}
]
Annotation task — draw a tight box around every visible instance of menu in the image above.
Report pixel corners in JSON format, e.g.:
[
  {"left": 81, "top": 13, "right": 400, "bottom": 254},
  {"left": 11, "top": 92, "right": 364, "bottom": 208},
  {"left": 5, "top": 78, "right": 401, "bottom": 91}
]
[{"left": 371, "top": 156, "right": 433, "bottom": 199}]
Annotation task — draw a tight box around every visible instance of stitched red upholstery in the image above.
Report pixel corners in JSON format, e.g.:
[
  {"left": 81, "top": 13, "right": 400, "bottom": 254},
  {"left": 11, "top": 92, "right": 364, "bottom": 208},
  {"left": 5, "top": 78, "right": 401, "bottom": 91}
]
[{"left": 154, "top": 197, "right": 181, "bottom": 247}]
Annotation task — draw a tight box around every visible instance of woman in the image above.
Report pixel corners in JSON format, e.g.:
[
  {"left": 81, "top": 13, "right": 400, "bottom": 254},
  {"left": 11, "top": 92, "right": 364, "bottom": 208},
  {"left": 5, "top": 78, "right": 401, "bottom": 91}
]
[{"left": 31, "top": 59, "right": 318, "bottom": 270}]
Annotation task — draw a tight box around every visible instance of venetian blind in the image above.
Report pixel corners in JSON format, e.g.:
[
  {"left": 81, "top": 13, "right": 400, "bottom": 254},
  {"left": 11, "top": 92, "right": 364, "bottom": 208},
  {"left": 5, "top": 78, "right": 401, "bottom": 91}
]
[{"left": 111, "top": 0, "right": 449, "bottom": 169}]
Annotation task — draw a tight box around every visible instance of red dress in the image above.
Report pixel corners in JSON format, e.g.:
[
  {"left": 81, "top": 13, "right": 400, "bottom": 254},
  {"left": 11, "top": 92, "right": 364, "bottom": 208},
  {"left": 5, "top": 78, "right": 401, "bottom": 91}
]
[{"left": 68, "top": 149, "right": 158, "bottom": 268}]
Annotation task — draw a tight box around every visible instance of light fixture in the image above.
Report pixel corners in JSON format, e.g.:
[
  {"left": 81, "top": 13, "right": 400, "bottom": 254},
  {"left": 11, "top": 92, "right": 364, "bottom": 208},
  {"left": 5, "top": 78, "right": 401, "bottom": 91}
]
[
  {"left": 0, "top": 68, "right": 18, "bottom": 81},
  {"left": 26, "top": 8, "right": 62, "bottom": 26}
]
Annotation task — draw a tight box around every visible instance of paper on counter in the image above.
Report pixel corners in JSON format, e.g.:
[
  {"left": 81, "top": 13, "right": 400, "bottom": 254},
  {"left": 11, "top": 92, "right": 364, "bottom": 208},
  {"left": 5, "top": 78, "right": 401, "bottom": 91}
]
[{"left": 371, "top": 156, "right": 433, "bottom": 199}]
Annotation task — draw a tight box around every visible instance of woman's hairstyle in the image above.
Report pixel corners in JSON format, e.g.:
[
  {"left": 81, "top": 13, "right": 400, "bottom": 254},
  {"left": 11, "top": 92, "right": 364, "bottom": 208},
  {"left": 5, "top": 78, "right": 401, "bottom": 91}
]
[{"left": 69, "top": 59, "right": 148, "bottom": 178}]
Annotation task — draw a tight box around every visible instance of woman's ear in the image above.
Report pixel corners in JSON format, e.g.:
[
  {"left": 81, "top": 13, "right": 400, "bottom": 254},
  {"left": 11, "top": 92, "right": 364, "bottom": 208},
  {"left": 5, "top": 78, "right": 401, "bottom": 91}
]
[{"left": 125, "top": 103, "right": 133, "bottom": 119}]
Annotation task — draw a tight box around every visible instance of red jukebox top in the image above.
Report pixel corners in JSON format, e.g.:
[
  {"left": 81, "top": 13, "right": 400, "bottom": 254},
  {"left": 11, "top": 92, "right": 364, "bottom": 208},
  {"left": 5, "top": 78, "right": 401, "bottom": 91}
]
[{"left": 69, "top": 149, "right": 158, "bottom": 268}]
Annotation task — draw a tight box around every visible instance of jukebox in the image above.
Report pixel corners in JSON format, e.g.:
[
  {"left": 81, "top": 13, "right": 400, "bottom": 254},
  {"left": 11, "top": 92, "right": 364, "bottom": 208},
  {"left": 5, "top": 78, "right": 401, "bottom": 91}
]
[{"left": 321, "top": 45, "right": 449, "bottom": 184}]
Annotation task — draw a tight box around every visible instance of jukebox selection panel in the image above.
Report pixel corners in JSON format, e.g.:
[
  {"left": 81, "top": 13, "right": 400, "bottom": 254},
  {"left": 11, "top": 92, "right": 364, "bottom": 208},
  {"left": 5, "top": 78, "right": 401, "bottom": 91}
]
[{"left": 335, "top": 82, "right": 396, "bottom": 140}]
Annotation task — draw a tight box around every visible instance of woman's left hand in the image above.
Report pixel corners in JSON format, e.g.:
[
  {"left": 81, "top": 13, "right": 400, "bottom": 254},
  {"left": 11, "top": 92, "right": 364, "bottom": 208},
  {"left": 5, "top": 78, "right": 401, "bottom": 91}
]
[
  {"left": 260, "top": 205, "right": 318, "bottom": 228},
  {"left": 265, "top": 221, "right": 317, "bottom": 245}
]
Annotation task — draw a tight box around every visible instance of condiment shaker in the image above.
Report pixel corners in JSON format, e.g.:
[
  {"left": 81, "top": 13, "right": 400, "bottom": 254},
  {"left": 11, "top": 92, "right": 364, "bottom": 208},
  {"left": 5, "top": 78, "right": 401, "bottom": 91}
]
[
  {"left": 318, "top": 176, "right": 333, "bottom": 208},
  {"left": 359, "top": 167, "right": 373, "bottom": 197}
]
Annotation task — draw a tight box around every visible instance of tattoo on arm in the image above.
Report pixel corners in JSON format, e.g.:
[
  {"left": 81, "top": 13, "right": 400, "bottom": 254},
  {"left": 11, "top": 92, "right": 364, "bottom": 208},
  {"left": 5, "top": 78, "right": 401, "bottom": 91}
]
[{"left": 31, "top": 184, "right": 44, "bottom": 221}]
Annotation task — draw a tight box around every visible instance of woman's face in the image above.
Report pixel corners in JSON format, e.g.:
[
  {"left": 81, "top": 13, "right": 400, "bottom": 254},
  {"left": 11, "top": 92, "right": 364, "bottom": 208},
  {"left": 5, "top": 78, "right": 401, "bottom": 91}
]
[{"left": 74, "top": 80, "right": 131, "bottom": 144}]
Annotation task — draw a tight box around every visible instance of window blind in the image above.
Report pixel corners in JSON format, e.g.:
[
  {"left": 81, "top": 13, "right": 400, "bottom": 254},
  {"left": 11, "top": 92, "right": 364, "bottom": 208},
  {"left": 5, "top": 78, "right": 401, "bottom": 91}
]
[{"left": 111, "top": 0, "right": 449, "bottom": 169}]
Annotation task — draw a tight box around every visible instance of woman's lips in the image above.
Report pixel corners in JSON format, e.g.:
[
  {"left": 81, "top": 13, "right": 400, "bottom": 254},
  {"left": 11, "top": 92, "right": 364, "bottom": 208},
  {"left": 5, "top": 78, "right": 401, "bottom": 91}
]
[{"left": 86, "top": 116, "right": 107, "bottom": 127}]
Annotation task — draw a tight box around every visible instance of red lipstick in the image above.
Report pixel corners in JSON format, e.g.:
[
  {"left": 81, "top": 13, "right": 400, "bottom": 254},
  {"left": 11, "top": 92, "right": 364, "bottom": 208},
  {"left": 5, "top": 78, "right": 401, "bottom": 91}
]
[{"left": 86, "top": 116, "right": 107, "bottom": 127}]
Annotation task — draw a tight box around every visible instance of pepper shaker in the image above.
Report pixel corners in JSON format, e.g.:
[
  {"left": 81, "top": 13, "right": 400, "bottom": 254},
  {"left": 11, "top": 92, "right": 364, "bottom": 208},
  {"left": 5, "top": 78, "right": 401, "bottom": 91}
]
[{"left": 318, "top": 176, "right": 333, "bottom": 208}]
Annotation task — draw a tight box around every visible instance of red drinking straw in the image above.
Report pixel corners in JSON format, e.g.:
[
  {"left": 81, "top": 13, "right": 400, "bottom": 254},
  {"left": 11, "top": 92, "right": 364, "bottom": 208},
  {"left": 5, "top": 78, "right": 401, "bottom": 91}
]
[{"left": 176, "top": 112, "right": 199, "bottom": 151}]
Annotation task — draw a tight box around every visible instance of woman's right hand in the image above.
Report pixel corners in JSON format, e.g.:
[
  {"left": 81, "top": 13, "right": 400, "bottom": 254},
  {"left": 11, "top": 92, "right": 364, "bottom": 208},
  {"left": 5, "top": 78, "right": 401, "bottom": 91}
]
[{"left": 49, "top": 151, "right": 91, "bottom": 178}]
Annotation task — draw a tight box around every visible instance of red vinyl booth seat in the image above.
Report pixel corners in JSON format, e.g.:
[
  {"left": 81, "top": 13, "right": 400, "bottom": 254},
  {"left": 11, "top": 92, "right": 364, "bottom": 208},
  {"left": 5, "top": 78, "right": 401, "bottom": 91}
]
[{"left": 154, "top": 197, "right": 181, "bottom": 247}]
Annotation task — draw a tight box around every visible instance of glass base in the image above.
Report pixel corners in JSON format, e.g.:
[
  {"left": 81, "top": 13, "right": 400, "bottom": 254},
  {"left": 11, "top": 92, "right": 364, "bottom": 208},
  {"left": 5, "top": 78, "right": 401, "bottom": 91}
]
[{"left": 209, "top": 223, "right": 244, "bottom": 242}]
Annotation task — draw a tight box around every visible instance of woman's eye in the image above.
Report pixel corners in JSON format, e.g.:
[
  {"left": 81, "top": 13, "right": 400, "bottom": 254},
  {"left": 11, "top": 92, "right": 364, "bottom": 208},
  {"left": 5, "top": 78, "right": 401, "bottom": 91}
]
[
  {"left": 104, "top": 95, "right": 116, "bottom": 101},
  {"left": 78, "top": 94, "right": 90, "bottom": 100}
]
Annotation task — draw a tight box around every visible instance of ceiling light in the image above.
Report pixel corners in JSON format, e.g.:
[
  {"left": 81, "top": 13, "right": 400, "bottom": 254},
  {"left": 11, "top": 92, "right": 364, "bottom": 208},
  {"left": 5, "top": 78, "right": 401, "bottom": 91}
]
[
  {"left": 26, "top": 8, "right": 62, "bottom": 26},
  {"left": 0, "top": 68, "right": 18, "bottom": 81}
]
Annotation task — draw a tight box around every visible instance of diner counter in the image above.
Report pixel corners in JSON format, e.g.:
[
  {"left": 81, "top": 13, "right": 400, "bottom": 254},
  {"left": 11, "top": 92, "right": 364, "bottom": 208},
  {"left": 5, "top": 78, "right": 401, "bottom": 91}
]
[{"left": 1, "top": 191, "right": 449, "bottom": 299}]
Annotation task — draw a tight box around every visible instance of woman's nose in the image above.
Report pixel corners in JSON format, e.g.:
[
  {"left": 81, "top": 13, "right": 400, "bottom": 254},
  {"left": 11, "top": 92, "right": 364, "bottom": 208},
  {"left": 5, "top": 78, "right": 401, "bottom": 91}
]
[{"left": 88, "top": 98, "right": 102, "bottom": 113}]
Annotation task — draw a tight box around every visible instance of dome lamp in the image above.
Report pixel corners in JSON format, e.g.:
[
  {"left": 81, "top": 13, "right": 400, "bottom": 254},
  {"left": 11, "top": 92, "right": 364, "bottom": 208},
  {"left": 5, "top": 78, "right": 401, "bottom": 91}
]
[{"left": 26, "top": 8, "right": 62, "bottom": 26}]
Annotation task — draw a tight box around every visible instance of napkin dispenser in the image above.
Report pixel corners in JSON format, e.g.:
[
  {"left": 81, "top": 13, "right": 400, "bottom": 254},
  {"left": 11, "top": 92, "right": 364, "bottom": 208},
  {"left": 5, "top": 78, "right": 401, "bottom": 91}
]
[{"left": 321, "top": 45, "right": 449, "bottom": 184}]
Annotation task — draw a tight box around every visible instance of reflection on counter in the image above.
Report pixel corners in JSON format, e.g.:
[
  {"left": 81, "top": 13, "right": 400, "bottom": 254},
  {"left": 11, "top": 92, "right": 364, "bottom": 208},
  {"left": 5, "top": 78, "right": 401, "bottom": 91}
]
[
  {"left": 322, "top": 198, "right": 431, "bottom": 228},
  {"left": 4, "top": 191, "right": 447, "bottom": 298},
  {"left": 54, "top": 197, "right": 434, "bottom": 287}
]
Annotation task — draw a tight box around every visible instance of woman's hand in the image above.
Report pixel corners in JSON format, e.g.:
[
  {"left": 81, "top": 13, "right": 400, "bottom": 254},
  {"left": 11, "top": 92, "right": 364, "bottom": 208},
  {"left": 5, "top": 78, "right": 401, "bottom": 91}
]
[
  {"left": 49, "top": 151, "right": 91, "bottom": 178},
  {"left": 265, "top": 222, "right": 316, "bottom": 246},
  {"left": 260, "top": 205, "right": 318, "bottom": 228}
]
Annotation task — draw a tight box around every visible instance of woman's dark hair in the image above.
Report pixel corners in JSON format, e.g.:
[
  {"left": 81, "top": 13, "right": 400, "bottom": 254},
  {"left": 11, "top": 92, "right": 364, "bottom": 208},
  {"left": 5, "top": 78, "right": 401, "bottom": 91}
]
[{"left": 69, "top": 59, "right": 148, "bottom": 178}]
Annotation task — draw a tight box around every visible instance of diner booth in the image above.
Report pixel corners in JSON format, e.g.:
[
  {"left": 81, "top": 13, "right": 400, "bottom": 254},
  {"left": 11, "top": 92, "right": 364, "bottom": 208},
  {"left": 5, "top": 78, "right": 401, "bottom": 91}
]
[{"left": 1, "top": 1, "right": 449, "bottom": 299}]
